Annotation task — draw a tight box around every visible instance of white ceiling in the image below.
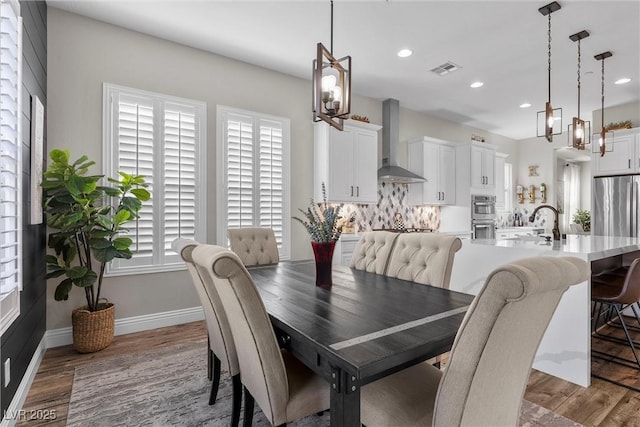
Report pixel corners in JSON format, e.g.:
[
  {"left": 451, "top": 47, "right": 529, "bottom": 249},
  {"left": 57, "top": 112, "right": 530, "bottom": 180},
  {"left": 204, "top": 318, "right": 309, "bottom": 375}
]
[{"left": 48, "top": 0, "right": 640, "bottom": 141}]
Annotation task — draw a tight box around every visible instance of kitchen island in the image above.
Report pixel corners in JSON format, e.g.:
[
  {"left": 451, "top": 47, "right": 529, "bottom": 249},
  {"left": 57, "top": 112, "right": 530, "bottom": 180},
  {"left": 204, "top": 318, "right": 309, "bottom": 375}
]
[{"left": 449, "top": 235, "right": 640, "bottom": 388}]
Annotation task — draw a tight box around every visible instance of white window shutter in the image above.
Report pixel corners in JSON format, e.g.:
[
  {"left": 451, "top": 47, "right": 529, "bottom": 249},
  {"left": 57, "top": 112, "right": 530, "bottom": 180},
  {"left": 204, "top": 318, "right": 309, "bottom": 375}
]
[
  {"left": 226, "top": 113, "right": 254, "bottom": 230},
  {"left": 0, "top": 0, "right": 21, "bottom": 295},
  {"left": 259, "top": 119, "right": 285, "bottom": 250}
]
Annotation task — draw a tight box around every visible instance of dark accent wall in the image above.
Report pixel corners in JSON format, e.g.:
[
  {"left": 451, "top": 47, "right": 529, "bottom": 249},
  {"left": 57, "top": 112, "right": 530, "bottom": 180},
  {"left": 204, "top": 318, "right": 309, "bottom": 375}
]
[{"left": 1, "top": 0, "right": 47, "bottom": 416}]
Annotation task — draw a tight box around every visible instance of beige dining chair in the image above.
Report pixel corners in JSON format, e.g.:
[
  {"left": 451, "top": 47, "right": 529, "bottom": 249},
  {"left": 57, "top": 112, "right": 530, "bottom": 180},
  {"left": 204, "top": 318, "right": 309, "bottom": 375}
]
[
  {"left": 349, "top": 231, "right": 399, "bottom": 275},
  {"left": 361, "top": 256, "right": 588, "bottom": 427},
  {"left": 192, "top": 244, "right": 330, "bottom": 427},
  {"left": 386, "top": 233, "right": 462, "bottom": 288},
  {"left": 171, "top": 239, "right": 241, "bottom": 425},
  {"left": 227, "top": 227, "right": 280, "bottom": 267}
]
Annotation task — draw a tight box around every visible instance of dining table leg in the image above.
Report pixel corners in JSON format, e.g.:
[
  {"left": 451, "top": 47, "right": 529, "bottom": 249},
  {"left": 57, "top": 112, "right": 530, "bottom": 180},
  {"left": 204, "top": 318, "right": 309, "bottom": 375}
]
[{"left": 330, "top": 366, "right": 360, "bottom": 427}]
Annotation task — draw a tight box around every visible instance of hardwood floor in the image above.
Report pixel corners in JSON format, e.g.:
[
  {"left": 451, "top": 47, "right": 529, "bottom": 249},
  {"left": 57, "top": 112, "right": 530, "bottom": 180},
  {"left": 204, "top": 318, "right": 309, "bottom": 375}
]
[{"left": 17, "top": 320, "right": 640, "bottom": 426}]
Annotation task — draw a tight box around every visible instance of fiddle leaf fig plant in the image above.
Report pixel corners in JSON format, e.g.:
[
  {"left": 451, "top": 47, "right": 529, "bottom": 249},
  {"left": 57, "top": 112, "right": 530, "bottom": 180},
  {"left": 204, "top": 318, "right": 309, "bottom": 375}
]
[{"left": 42, "top": 149, "right": 150, "bottom": 312}]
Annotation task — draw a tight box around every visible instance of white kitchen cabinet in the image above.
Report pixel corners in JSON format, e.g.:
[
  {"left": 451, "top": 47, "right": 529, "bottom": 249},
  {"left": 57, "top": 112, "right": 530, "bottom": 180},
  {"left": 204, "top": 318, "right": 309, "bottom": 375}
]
[
  {"left": 334, "top": 234, "right": 361, "bottom": 266},
  {"left": 407, "top": 136, "right": 456, "bottom": 205},
  {"left": 455, "top": 141, "right": 498, "bottom": 204},
  {"left": 495, "top": 152, "right": 508, "bottom": 208},
  {"left": 314, "top": 120, "right": 382, "bottom": 203},
  {"left": 592, "top": 128, "right": 640, "bottom": 176}
]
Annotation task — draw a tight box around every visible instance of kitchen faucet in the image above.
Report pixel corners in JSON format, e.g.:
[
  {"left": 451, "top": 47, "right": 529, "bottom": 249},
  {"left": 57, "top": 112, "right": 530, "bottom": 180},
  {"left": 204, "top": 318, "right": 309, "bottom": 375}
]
[{"left": 529, "top": 205, "right": 561, "bottom": 241}]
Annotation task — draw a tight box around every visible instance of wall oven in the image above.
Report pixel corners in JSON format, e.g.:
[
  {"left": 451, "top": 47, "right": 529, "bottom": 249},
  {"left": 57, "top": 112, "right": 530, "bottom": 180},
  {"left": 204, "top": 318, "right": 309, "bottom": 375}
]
[{"left": 471, "top": 195, "right": 496, "bottom": 239}]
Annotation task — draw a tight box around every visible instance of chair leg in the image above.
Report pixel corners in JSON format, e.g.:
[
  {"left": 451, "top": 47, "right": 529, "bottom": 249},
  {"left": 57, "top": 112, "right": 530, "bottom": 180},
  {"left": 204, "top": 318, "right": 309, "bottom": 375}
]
[
  {"left": 207, "top": 337, "right": 212, "bottom": 380},
  {"left": 614, "top": 305, "right": 640, "bottom": 368},
  {"left": 231, "top": 375, "right": 242, "bottom": 427},
  {"left": 243, "top": 386, "right": 255, "bottom": 427},
  {"left": 209, "top": 355, "right": 221, "bottom": 405}
]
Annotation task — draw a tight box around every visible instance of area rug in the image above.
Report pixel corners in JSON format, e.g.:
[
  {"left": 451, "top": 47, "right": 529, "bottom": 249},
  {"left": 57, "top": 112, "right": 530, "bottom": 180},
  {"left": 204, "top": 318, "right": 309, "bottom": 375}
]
[{"left": 66, "top": 341, "right": 582, "bottom": 426}]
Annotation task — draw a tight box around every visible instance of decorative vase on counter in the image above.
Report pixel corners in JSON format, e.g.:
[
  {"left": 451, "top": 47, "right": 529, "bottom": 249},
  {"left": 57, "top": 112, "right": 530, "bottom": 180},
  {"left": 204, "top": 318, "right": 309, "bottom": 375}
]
[{"left": 311, "top": 241, "right": 336, "bottom": 289}]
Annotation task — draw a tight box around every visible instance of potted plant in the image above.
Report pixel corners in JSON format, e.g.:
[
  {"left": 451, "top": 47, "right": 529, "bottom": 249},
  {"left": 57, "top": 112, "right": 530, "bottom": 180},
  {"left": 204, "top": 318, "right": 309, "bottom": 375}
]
[
  {"left": 293, "top": 184, "right": 343, "bottom": 288},
  {"left": 572, "top": 209, "right": 591, "bottom": 232},
  {"left": 42, "top": 149, "right": 149, "bottom": 353}
]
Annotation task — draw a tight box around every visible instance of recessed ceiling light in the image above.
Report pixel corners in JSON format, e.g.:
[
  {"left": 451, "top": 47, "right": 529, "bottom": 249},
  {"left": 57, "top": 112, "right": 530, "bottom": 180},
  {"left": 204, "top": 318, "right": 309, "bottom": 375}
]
[
  {"left": 470, "top": 81, "right": 484, "bottom": 88},
  {"left": 520, "top": 103, "right": 532, "bottom": 108},
  {"left": 397, "top": 49, "right": 413, "bottom": 58},
  {"left": 615, "top": 77, "right": 632, "bottom": 85}
]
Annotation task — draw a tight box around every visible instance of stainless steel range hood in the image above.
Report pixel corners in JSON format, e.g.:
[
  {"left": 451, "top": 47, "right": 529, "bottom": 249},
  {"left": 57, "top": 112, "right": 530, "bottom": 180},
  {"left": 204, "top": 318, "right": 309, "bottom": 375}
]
[{"left": 378, "top": 99, "right": 426, "bottom": 183}]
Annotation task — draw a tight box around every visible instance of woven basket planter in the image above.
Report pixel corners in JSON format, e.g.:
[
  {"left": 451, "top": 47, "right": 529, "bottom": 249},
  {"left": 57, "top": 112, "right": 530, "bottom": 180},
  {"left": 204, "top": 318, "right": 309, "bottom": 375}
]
[{"left": 71, "top": 303, "right": 115, "bottom": 353}]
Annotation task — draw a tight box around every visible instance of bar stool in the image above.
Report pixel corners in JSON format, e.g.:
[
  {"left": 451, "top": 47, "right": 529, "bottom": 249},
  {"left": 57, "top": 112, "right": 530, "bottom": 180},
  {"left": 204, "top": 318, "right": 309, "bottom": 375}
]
[{"left": 591, "top": 258, "right": 640, "bottom": 378}]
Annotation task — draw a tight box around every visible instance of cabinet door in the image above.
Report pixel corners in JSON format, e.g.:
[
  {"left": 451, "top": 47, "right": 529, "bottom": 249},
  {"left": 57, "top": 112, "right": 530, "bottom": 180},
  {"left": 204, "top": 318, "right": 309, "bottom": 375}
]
[
  {"left": 353, "top": 129, "right": 378, "bottom": 203},
  {"left": 482, "top": 148, "right": 495, "bottom": 188},
  {"left": 328, "top": 127, "right": 355, "bottom": 201},
  {"left": 470, "top": 146, "right": 484, "bottom": 188},
  {"left": 439, "top": 145, "right": 456, "bottom": 204},
  {"left": 420, "top": 143, "right": 440, "bottom": 204},
  {"left": 593, "top": 133, "right": 635, "bottom": 176},
  {"left": 495, "top": 155, "right": 506, "bottom": 207}
]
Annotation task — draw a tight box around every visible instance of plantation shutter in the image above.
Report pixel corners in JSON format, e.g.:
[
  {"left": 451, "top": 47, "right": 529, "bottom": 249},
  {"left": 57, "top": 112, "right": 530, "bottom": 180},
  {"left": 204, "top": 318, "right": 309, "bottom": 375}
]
[
  {"left": 217, "top": 106, "right": 290, "bottom": 260},
  {"left": 226, "top": 112, "right": 254, "bottom": 229},
  {"left": 258, "top": 119, "right": 284, "bottom": 250},
  {"left": 0, "top": 0, "right": 21, "bottom": 295},
  {"left": 115, "top": 94, "right": 155, "bottom": 266},
  {"left": 163, "top": 104, "right": 197, "bottom": 256}
]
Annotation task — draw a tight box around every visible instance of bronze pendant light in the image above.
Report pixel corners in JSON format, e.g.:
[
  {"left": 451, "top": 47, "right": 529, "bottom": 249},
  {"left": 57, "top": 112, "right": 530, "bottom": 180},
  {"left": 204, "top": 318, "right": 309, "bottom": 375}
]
[
  {"left": 569, "top": 30, "right": 590, "bottom": 150},
  {"left": 312, "top": 1, "right": 351, "bottom": 131},
  {"left": 537, "top": 2, "right": 562, "bottom": 142},
  {"left": 595, "top": 51, "right": 613, "bottom": 157}
]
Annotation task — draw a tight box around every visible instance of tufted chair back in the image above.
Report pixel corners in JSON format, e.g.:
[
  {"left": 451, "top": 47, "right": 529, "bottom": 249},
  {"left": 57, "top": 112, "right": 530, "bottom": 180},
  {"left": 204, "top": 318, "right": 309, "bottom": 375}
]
[
  {"left": 386, "top": 234, "right": 462, "bottom": 287},
  {"left": 349, "top": 231, "right": 400, "bottom": 275},
  {"left": 228, "top": 227, "right": 279, "bottom": 267}
]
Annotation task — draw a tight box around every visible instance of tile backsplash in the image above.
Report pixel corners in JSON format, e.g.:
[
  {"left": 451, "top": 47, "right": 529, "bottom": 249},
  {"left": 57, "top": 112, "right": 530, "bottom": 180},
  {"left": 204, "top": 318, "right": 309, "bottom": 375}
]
[
  {"left": 334, "top": 182, "right": 440, "bottom": 231},
  {"left": 497, "top": 207, "right": 552, "bottom": 229}
]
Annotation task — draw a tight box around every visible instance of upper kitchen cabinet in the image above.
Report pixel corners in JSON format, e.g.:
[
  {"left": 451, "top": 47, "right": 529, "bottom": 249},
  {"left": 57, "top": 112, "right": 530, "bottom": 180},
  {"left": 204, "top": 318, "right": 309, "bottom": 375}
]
[
  {"left": 455, "top": 141, "right": 497, "bottom": 204},
  {"left": 407, "top": 137, "right": 455, "bottom": 205},
  {"left": 592, "top": 127, "right": 640, "bottom": 176},
  {"left": 314, "top": 120, "right": 382, "bottom": 203},
  {"left": 495, "top": 152, "right": 508, "bottom": 208}
]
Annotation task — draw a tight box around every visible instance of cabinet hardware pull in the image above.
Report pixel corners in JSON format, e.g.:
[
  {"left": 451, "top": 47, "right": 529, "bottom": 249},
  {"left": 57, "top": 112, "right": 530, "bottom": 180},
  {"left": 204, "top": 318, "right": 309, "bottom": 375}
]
[
  {"left": 351, "top": 186, "right": 354, "bottom": 197},
  {"left": 357, "top": 186, "right": 359, "bottom": 197}
]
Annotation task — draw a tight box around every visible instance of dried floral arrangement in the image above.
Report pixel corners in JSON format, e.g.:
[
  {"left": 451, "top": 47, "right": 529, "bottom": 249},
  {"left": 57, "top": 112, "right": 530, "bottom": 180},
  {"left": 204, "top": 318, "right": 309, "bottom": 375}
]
[
  {"left": 605, "top": 120, "right": 633, "bottom": 130},
  {"left": 293, "top": 183, "right": 343, "bottom": 243}
]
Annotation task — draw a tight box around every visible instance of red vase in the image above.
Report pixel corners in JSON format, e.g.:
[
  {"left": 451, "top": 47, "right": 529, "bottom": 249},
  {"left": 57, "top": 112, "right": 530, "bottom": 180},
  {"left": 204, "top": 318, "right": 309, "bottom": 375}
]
[{"left": 311, "top": 241, "right": 336, "bottom": 289}]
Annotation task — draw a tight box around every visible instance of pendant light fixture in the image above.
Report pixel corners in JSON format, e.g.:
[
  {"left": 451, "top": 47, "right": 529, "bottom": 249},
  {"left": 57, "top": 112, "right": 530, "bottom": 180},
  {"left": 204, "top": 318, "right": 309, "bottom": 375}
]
[
  {"left": 537, "top": 1, "right": 562, "bottom": 142},
  {"left": 568, "top": 30, "right": 590, "bottom": 150},
  {"left": 594, "top": 51, "right": 613, "bottom": 157},
  {"left": 312, "top": 1, "right": 351, "bottom": 131}
]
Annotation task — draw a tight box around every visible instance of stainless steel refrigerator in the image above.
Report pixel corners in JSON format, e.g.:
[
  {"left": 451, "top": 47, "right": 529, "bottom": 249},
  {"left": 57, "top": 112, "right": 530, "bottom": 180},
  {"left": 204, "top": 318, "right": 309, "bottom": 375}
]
[{"left": 593, "top": 175, "right": 640, "bottom": 237}]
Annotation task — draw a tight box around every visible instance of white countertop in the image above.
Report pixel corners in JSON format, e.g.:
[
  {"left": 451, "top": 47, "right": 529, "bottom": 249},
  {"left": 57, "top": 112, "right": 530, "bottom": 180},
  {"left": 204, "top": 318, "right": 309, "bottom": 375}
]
[
  {"left": 495, "top": 227, "right": 544, "bottom": 233},
  {"left": 471, "top": 234, "right": 640, "bottom": 261}
]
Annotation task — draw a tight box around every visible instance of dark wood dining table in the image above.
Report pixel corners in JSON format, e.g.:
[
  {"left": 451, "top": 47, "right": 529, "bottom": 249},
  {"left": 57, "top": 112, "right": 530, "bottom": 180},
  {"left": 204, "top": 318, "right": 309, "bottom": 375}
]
[{"left": 249, "top": 260, "right": 475, "bottom": 427}]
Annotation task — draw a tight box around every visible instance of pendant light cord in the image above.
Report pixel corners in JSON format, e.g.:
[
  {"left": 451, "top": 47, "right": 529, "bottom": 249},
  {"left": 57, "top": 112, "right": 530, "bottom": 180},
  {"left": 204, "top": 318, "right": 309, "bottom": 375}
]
[
  {"left": 330, "top": 0, "right": 334, "bottom": 55},
  {"left": 547, "top": 12, "right": 552, "bottom": 102},
  {"left": 577, "top": 39, "right": 581, "bottom": 118},
  {"left": 601, "top": 58, "right": 605, "bottom": 132}
]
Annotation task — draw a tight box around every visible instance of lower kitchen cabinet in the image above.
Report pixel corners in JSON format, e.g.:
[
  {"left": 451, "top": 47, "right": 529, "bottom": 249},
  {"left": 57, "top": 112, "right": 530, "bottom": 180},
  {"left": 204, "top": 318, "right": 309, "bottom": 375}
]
[{"left": 334, "top": 234, "right": 361, "bottom": 266}]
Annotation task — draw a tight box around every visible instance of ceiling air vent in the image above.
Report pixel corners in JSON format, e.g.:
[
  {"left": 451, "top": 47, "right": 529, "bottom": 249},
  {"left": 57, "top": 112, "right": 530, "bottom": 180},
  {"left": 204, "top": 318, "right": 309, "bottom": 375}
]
[{"left": 430, "top": 61, "right": 462, "bottom": 76}]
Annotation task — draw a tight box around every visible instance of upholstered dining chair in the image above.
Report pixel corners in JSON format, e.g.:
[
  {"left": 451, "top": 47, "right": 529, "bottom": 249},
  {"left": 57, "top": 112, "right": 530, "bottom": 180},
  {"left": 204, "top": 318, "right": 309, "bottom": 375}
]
[
  {"left": 228, "top": 227, "right": 280, "bottom": 267},
  {"left": 349, "top": 231, "right": 399, "bottom": 275},
  {"left": 171, "top": 239, "right": 241, "bottom": 425},
  {"left": 385, "top": 233, "right": 462, "bottom": 288},
  {"left": 361, "top": 256, "right": 588, "bottom": 427},
  {"left": 192, "top": 244, "right": 330, "bottom": 427}
]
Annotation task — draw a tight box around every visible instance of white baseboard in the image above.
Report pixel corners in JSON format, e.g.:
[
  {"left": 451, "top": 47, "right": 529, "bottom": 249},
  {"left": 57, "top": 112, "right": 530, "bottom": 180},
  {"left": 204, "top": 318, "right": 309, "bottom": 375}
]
[
  {"left": 44, "top": 306, "right": 204, "bottom": 348},
  {"left": 0, "top": 337, "right": 47, "bottom": 427}
]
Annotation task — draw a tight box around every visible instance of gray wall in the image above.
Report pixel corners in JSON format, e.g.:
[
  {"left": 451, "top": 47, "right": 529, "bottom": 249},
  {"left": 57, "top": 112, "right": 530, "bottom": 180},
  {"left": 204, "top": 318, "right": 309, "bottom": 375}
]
[
  {"left": 47, "top": 8, "right": 518, "bottom": 329},
  {"left": 1, "top": 0, "right": 47, "bottom": 416}
]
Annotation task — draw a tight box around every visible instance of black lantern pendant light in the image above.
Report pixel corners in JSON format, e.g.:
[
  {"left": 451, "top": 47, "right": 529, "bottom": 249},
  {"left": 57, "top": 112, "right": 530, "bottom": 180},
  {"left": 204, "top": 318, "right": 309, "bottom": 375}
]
[
  {"left": 312, "top": 1, "right": 351, "bottom": 131},
  {"left": 595, "top": 51, "right": 613, "bottom": 157},
  {"left": 569, "top": 30, "right": 590, "bottom": 150},
  {"left": 537, "top": 1, "right": 562, "bottom": 142}
]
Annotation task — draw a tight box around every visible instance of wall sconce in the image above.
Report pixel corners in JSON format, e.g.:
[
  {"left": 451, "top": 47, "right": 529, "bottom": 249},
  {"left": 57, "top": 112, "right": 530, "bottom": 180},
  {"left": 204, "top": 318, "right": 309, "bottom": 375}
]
[
  {"left": 312, "top": 1, "right": 351, "bottom": 131},
  {"left": 568, "top": 30, "right": 591, "bottom": 150},
  {"left": 536, "top": 2, "right": 563, "bottom": 142},
  {"left": 517, "top": 185, "right": 525, "bottom": 204}
]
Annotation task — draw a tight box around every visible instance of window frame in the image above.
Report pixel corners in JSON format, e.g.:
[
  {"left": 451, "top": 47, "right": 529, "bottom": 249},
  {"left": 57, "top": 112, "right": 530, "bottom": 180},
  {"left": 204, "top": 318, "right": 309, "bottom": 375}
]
[
  {"left": 216, "top": 105, "right": 291, "bottom": 260},
  {"left": 0, "top": 0, "right": 22, "bottom": 334},
  {"left": 103, "top": 83, "right": 207, "bottom": 276}
]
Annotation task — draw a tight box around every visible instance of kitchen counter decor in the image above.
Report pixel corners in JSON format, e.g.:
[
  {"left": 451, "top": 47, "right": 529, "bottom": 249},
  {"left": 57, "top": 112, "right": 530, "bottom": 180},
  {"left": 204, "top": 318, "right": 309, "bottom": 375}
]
[{"left": 293, "top": 183, "right": 343, "bottom": 288}]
